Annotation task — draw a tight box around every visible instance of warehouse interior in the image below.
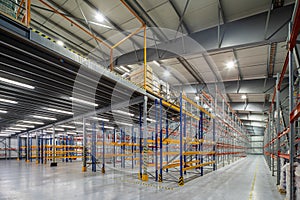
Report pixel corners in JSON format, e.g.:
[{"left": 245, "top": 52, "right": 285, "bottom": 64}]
[{"left": 0, "top": 0, "right": 299, "bottom": 199}]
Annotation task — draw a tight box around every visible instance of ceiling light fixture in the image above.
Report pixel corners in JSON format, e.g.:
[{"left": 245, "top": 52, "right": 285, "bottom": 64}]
[
  {"left": 0, "top": 134, "right": 11, "bottom": 137},
  {"left": 22, "top": 120, "right": 44, "bottom": 125},
  {"left": 112, "top": 110, "right": 134, "bottom": 117},
  {"left": 69, "top": 97, "right": 98, "bottom": 107},
  {"left": 45, "top": 108, "right": 74, "bottom": 115},
  {"left": 0, "top": 110, "right": 7, "bottom": 113},
  {"left": 95, "top": 13, "right": 105, "bottom": 22},
  {"left": 119, "top": 65, "right": 130, "bottom": 73},
  {"left": 91, "top": 117, "right": 109, "bottom": 122},
  {"left": 56, "top": 40, "right": 64, "bottom": 46},
  {"left": 1, "top": 130, "right": 18, "bottom": 134},
  {"left": 146, "top": 118, "right": 156, "bottom": 123},
  {"left": 0, "top": 98, "right": 18, "bottom": 104},
  {"left": 115, "top": 121, "right": 133, "bottom": 127},
  {"left": 59, "top": 125, "right": 76, "bottom": 129},
  {"left": 8, "top": 127, "right": 27, "bottom": 131},
  {"left": 104, "top": 126, "right": 114, "bottom": 129},
  {"left": 0, "top": 77, "right": 35, "bottom": 89},
  {"left": 48, "top": 128, "right": 64, "bottom": 131},
  {"left": 226, "top": 61, "right": 235, "bottom": 69},
  {"left": 153, "top": 60, "right": 160, "bottom": 66},
  {"left": 16, "top": 124, "right": 35, "bottom": 128},
  {"left": 32, "top": 115, "right": 57, "bottom": 121},
  {"left": 241, "top": 94, "right": 247, "bottom": 100},
  {"left": 66, "top": 132, "right": 77, "bottom": 135}
]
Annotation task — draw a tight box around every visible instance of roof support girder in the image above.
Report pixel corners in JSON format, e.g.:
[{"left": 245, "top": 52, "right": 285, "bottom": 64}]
[{"left": 113, "top": 4, "right": 294, "bottom": 66}]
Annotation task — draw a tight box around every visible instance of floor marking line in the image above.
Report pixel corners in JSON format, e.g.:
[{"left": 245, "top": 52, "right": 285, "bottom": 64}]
[{"left": 248, "top": 161, "right": 259, "bottom": 200}]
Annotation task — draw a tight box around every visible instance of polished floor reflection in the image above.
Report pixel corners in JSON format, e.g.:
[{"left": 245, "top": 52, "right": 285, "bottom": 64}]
[{"left": 0, "top": 156, "right": 284, "bottom": 200}]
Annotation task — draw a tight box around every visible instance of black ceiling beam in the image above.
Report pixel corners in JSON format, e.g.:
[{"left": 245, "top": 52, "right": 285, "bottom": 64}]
[
  {"left": 177, "top": 57, "right": 205, "bottom": 84},
  {"left": 218, "top": 0, "right": 227, "bottom": 23},
  {"left": 174, "top": 77, "right": 288, "bottom": 94},
  {"left": 168, "top": 0, "right": 191, "bottom": 34},
  {"left": 113, "top": 4, "right": 293, "bottom": 66},
  {"left": 124, "top": 0, "right": 168, "bottom": 42}
]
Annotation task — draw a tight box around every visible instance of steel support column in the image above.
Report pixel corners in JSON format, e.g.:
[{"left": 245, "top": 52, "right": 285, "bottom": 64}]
[
  {"left": 200, "top": 111, "right": 204, "bottom": 176},
  {"left": 155, "top": 99, "right": 158, "bottom": 181},
  {"left": 91, "top": 122, "right": 97, "bottom": 172},
  {"left": 159, "top": 99, "right": 163, "bottom": 182},
  {"left": 36, "top": 132, "right": 39, "bottom": 164},
  {"left": 26, "top": 132, "right": 29, "bottom": 162},
  {"left": 142, "top": 95, "right": 148, "bottom": 181},
  {"left": 165, "top": 114, "right": 169, "bottom": 173},
  {"left": 288, "top": 22, "right": 295, "bottom": 200},
  {"left": 17, "top": 135, "right": 21, "bottom": 160},
  {"left": 50, "top": 126, "right": 57, "bottom": 167},
  {"left": 102, "top": 121, "right": 105, "bottom": 173},
  {"left": 82, "top": 118, "right": 87, "bottom": 172},
  {"left": 276, "top": 73, "right": 281, "bottom": 185},
  {"left": 179, "top": 92, "right": 184, "bottom": 186},
  {"left": 139, "top": 103, "right": 143, "bottom": 179}
]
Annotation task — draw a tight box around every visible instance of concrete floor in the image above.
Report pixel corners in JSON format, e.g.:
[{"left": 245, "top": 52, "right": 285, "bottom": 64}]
[{"left": 0, "top": 155, "right": 284, "bottom": 200}]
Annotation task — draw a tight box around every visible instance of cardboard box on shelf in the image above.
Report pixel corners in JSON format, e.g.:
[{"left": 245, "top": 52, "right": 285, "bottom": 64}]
[{"left": 129, "top": 65, "right": 153, "bottom": 91}]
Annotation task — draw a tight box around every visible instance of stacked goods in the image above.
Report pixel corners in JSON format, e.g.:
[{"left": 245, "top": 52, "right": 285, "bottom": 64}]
[
  {"left": 160, "top": 80, "right": 170, "bottom": 100},
  {"left": 279, "top": 163, "right": 287, "bottom": 193},
  {"left": 286, "top": 162, "right": 299, "bottom": 200},
  {"left": 296, "top": 165, "right": 300, "bottom": 199},
  {"left": 129, "top": 65, "right": 153, "bottom": 91},
  {"left": 152, "top": 73, "right": 160, "bottom": 95}
]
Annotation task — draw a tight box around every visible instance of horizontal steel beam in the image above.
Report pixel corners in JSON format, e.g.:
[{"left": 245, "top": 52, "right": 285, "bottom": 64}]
[
  {"left": 231, "top": 102, "right": 270, "bottom": 112},
  {"left": 113, "top": 4, "right": 294, "bottom": 66},
  {"left": 175, "top": 77, "right": 288, "bottom": 94}
]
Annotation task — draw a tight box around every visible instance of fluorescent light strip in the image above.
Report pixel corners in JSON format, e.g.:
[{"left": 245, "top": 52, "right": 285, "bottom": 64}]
[
  {"left": 104, "top": 126, "right": 114, "bottom": 129},
  {"left": 0, "top": 98, "right": 18, "bottom": 104},
  {"left": 45, "top": 108, "right": 74, "bottom": 115},
  {"left": 66, "top": 132, "right": 77, "bottom": 135},
  {"left": 22, "top": 121, "right": 44, "bottom": 125},
  {"left": 47, "top": 128, "right": 64, "bottom": 131},
  {"left": 119, "top": 65, "right": 130, "bottom": 72},
  {"left": 0, "top": 134, "right": 11, "bottom": 137},
  {"left": 146, "top": 118, "right": 156, "bottom": 123},
  {"left": 70, "top": 97, "right": 98, "bottom": 107},
  {"left": 8, "top": 127, "right": 26, "bottom": 131},
  {"left": 1, "top": 131, "right": 18, "bottom": 134},
  {"left": 0, "top": 110, "right": 7, "bottom": 113},
  {"left": 115, "top": 121, "right": 133, "bottom": 127},
  {"left": 16, "top": 124, "right": 35, "bottom": 128},
  {"left": 32, "top": 115, "right": 57, "bottom": 121},
  {"left": 59, "top": 125, "right": 76, "bottom": 129},
  {"left": 0, "top": 77, "right": 35, "bottom": 89},
  {"left": 112, "top": 110, "right": 134, "bottom": 117},
  {"left": 91, "top": 117, "right": 109, "bottom": 122}
]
